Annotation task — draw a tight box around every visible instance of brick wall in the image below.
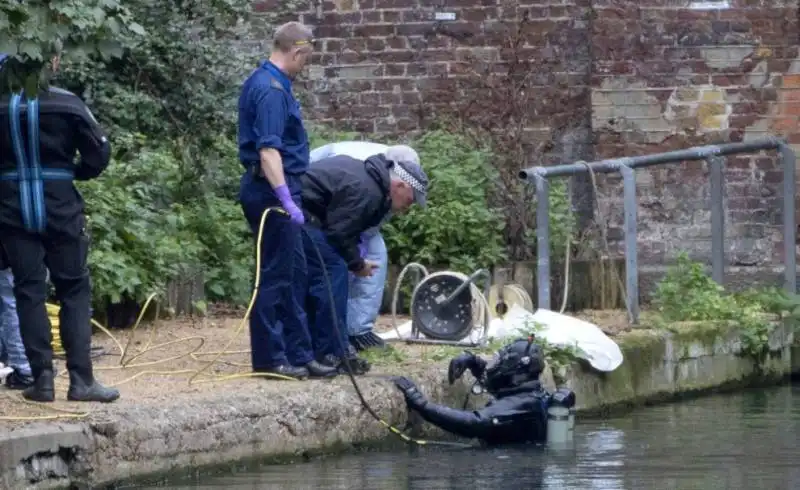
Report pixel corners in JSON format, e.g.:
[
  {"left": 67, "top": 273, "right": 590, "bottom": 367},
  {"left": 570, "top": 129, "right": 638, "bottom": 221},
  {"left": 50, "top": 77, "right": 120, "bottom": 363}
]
[
  {"left": 250, "top": 0, "right": 800, "bottom": 268},
  {"left": 591, "top": 0, "right": 799, "bottom": 268}
]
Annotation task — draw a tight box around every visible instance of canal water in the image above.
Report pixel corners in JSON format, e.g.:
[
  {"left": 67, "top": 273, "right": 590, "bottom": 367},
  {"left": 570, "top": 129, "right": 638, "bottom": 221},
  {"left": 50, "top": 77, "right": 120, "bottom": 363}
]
[{"left": 135, "top": 384, "right": 800, "bottom": 489}]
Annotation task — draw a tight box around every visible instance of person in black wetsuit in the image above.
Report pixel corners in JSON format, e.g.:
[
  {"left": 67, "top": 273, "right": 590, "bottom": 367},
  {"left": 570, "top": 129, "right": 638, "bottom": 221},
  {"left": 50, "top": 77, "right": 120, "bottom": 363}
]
[
  {"left": 0, "top": 53, "right": 119, "bottom": 403},
  {"left": 393, "top": 337, "right": 577, "bottom": 446}
]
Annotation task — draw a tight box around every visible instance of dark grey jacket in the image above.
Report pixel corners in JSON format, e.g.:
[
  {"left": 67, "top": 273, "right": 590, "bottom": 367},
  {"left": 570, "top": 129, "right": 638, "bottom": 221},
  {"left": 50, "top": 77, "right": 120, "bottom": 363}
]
[{"left": 301, "top": 154, "right": 392, "bottom": 271}]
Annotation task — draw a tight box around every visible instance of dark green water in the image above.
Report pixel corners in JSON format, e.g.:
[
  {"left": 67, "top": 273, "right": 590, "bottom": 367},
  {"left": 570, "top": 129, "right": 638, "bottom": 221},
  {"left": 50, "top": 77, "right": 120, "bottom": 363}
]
[{"left": 138, "top": 384, "right": 800, "bottom": 489}]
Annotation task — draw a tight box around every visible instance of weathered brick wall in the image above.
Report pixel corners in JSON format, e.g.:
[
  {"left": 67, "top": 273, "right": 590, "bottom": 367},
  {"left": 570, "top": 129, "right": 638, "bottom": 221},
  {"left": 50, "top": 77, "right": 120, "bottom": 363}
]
[
  {"left": 249, "top": 0, "right": 800, "bottom": 269},
  {"left": 592, "top": 0, "right": 799, "bottom": 267},
  {"left": 293, "top": 0, "right": 593, "bottom": 153}
]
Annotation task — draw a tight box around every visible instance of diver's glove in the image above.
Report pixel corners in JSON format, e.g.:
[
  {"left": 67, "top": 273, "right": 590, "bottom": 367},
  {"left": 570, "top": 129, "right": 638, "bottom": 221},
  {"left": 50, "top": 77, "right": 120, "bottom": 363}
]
[
  {"left": 392, "top": 376, "right": 427, "bottom": 410},
  {"left": 448, "top": 351, "right": 482, "bottom": 385}
]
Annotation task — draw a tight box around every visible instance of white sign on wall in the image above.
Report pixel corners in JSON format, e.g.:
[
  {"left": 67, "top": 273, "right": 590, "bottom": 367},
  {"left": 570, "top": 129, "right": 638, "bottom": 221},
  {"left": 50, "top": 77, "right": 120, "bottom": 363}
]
[{"left": 689, "top": 0, "right": 731, "bottom": 9}]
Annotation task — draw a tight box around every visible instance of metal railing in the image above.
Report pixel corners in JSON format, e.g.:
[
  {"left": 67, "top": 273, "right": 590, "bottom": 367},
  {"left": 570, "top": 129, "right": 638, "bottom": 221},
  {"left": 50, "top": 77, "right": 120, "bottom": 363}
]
[{"left": 518, "top": 137, "right": 797, "bottom": 324}]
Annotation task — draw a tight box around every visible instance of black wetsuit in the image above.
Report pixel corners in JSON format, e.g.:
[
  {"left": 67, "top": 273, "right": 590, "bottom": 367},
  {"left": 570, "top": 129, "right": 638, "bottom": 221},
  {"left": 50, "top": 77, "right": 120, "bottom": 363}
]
[
  {"left": 0, "top": 87, "right": 110, "bottom": 385},
  {"left": 412, "top": 380, "right": 551, "bottom": 446}
]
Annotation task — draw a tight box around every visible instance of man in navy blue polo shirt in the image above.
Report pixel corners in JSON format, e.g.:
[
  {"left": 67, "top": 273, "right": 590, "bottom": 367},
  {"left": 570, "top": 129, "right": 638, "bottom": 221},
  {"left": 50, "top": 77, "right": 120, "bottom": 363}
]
[{"left": 237, "top": 22, "right": 337, "bottom": 380}]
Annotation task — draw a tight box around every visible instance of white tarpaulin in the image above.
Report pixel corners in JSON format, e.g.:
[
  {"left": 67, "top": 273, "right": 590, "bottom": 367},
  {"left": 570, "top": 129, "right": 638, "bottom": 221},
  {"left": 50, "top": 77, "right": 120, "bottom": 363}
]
[{"left": 379, "top": 305, "right": 624, "bottom": 372}]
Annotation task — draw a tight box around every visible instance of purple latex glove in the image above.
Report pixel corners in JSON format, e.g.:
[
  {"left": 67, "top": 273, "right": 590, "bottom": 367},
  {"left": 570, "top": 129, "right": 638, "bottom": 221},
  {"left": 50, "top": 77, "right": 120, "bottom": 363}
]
[
  {"left": 275, "top": 184, "right": 304, "bottom": 225},
  {"left": 358, "top": 233, "right": 369, "bottom": 258}
]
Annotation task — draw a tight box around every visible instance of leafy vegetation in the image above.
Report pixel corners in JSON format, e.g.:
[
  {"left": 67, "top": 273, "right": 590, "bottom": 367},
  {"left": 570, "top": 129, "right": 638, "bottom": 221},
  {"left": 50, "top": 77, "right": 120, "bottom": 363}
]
[
  {"left": 382, "top": 130, "right": 506, "bottom": 273},
  {"left": 1, "top": 1, "right": 574, "bottom": 318},
  {"left": 0, "top": 0, "right": 145, "bottom": 94},
  {"left": 652, "top": 252, "right": 800, "bottom": 362}
]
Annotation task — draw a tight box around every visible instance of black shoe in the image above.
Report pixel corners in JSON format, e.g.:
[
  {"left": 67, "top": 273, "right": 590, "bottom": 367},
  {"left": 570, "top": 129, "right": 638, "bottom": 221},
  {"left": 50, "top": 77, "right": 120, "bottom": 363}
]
[
  {"left": 67, "top": 372, "right": 120, "bottom": 403},
  {"left": 350, "top": 332, "right": 387, "bottom": 352},
  {"left": 306, "top": 360, "right": 338, "bottom": 378},
  {"left": 320, "top": 353, "right": 371, "bottom": 375},
  {"left": 350, "top": 334, "right": 368, "bottom": 352},
  {"left": 22, "top": 369, "right": 55, "bottom": 403},
  {"left": 343, "top": 355, "right": 371, "bottom": 375},
  {"left": 255, "top": 364, "right": 309, "bottom": 380},
  {"left": 4, "top": 369, "right": 34, "bottom": 390}
]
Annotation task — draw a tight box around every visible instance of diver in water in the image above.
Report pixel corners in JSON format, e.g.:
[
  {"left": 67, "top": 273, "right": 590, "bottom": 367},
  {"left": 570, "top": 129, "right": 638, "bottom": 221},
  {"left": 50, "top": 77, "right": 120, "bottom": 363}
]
[{"left": 392, "top": 337, "right": 576, "bottom": 446}]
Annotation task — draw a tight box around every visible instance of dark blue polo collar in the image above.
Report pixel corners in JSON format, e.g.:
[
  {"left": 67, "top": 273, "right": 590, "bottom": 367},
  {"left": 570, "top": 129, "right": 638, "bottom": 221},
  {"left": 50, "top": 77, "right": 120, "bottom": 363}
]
[{"left": 261, "top": 61, "right": 293, "bottom": 94}]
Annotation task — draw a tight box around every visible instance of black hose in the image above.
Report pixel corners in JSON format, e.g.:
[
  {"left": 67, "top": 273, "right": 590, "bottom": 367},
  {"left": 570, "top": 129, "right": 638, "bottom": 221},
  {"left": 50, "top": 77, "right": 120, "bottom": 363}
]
[{"left": 302, "top": 226, "right": 473, "bottom": 449}]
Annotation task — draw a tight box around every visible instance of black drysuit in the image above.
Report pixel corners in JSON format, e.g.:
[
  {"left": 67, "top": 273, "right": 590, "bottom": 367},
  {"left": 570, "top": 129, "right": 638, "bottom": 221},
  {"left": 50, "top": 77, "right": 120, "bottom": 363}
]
[
  {"left": 0, "top": 87, "right": 111, "bottom": 382},
  {"left": 412, "top": 380, "right": 551, "bottom": 446}
]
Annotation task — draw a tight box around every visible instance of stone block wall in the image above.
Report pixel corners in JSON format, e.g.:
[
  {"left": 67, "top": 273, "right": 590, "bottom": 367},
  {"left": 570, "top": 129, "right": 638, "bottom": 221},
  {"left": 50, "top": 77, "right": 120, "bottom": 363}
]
[{"left": 249, "top": 0, "right": 800, "bottom": 267}]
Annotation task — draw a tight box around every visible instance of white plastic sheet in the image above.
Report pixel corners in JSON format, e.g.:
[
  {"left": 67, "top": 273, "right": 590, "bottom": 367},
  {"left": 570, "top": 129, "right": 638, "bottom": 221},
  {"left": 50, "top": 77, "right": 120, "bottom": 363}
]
[{"left": 379, "top": 305, "right": 624, "bottom": 372}]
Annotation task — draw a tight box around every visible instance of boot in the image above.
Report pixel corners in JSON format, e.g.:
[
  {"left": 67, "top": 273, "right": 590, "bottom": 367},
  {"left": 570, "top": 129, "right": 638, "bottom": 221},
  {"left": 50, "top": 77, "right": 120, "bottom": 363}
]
[
  {"left": 67, "top": 371, "right": 120, "bottom": 403},
  {"left": 22, "top": 369, "right": 55, "bottom": 403},
  {"left": 305, "top": 360, "right": 338, "bottom": 378},
  {"left": 254, "top": 364, "right": 309, "bottom": 380},
  {"left": 4, "top": 368, "right": 34, "bottom": 390}
]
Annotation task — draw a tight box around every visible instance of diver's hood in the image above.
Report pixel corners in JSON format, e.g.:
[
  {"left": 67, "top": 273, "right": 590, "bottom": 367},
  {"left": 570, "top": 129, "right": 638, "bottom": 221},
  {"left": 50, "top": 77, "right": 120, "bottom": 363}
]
[{"left": 483, "top": 338, "right": 545, "bottom": 395}]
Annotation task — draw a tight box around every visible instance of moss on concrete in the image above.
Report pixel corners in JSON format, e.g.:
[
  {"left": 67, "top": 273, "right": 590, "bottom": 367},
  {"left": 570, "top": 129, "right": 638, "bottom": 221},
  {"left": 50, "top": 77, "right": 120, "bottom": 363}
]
[
  {"left": 657, "top": 320, "right": 727, "bottom": 345},
  {"left": 571, "top": 320, "right": 796, "bottom": 418},
  {"left": 576, "top": 374, "right": 788, "bottom": 418},
  {"left": 599, "top": 329, "right": 666, "bottom": 401}
]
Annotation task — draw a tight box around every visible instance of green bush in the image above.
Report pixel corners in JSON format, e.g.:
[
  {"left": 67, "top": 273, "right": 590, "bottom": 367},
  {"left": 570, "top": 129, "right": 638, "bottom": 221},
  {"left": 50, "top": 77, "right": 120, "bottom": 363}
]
[
  {"left": 382, "top": 130, "right": 506, "bottom": 272},
  {"left": 652, "top": 252, "right": 800, "bottom": 361},
  {"left": 79, "top": 135, "right": 254, "bottom": 307},
  {"left": 307, "top": 125, "right": 362, "bottom": 149},
  {"left": 651, "top": 252, "right": 739, "bottom": 322},
  {"left": 50, "top": 0, "right": 258, "bottom": 311}
]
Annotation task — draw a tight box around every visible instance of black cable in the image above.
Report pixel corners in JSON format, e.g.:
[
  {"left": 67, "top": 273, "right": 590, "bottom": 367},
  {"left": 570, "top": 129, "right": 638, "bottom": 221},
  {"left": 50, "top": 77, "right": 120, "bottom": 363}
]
[{"left": 302, "top": 226, "right": 473, "bottom": 449}]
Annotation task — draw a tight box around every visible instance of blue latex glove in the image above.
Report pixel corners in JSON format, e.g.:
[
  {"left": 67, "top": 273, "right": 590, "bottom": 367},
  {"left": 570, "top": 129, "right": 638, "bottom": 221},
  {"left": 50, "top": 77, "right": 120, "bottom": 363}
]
[{"left": 275, "top": 184, "right": 304, "bottom": 225}]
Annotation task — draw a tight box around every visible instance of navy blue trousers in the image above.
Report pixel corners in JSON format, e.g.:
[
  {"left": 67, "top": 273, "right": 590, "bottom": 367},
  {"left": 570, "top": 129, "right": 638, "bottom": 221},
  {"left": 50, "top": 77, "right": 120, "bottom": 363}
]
[
  {"left": 299, "top": 227, "right": 350, "bottom": 359},
  {"left": 239, "top": 173, "right": 313, "bottom": 369}
]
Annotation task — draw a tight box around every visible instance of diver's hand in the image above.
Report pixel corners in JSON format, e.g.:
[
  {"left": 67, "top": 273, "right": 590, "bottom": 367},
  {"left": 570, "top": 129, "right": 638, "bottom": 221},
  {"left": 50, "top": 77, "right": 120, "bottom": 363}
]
[
  {"left": 448, "top": 351, "right": 477, "bottom": 385},
  {"left": 392, "top": 376, "right": 427, "bottom": 409}
]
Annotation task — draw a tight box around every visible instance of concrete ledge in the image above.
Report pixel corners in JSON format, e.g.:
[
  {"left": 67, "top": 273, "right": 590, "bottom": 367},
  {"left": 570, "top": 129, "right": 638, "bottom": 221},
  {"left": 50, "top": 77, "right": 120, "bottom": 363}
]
[
  {"left": 1, "top": 321, "right": 796, "bottom": 489},
  {"left": 567, "top": 320, "right": 795, "bottom": 416}
]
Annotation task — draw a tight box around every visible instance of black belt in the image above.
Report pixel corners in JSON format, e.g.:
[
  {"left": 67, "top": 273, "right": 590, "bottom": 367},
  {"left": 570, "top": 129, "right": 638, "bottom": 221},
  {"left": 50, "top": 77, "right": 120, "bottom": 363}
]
[
  {"left": 248, "top": 164, "right": 264, "bottom": 179},
  {"left": 247, "top": 163, "right": 305, "bottom": 180}
]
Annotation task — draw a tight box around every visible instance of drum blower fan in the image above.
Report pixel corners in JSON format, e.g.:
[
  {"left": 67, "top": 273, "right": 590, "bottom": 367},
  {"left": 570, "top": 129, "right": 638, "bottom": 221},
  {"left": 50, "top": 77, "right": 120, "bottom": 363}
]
[{"left": 406, "top": 268, "right": 492, "bottom": 347}]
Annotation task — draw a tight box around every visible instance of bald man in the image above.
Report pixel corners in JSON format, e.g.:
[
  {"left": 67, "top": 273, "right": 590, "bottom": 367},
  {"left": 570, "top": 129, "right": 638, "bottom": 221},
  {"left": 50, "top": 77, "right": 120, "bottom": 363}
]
[{"left": 237, "top": 22, "right": 337, "bottom": 380}]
